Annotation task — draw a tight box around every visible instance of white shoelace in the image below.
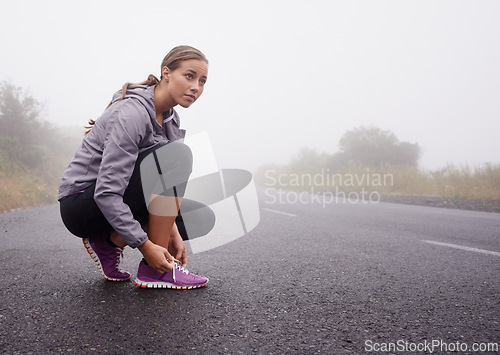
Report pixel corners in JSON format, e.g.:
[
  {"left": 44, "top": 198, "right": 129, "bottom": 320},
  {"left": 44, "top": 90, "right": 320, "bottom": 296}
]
[{"left": 172, "top": 261, "right": 189, "bottom": 282}]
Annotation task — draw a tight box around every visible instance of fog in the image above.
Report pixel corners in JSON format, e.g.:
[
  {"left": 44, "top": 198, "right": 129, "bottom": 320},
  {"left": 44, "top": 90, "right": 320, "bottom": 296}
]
[{"left": 1, "top": 0, "right": 499, "bottom": 171}]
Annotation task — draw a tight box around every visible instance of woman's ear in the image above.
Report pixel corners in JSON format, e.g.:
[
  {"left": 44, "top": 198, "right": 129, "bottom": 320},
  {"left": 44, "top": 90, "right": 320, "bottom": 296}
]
[{"left": 162, "top": 66, "right": 170, "bottom": 81}]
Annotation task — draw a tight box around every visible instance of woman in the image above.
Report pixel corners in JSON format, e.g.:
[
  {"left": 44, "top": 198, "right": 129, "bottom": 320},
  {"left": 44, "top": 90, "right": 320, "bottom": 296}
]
[{"left": 59, "top": 45, "right": 214, "bottom": 289}]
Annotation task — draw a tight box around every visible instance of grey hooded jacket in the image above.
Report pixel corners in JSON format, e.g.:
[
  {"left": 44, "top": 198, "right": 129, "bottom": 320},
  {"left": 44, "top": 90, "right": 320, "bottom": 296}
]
[{"left": 58, "top": 85, "right": 185, "bottom": 248}]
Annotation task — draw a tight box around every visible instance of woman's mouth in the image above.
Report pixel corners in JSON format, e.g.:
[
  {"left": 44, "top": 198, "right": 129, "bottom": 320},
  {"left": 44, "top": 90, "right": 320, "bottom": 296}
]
[{"left": 185, "top": 94, "right": 196, "bottom": 102}]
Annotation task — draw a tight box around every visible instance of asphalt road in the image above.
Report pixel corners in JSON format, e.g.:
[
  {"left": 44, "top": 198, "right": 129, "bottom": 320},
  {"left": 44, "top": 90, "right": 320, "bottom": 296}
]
[{"left": 0, "top": 190, "right": 499, "bottom": 354}]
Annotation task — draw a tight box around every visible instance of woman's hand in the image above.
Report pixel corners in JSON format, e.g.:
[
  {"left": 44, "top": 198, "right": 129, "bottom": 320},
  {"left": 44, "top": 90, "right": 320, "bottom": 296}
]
[
  {"left": 138, "top": 240, "right": 175, "bottom": 273},
  {"left": 168, "top": 224, "right": 187, "bottom": 267}
]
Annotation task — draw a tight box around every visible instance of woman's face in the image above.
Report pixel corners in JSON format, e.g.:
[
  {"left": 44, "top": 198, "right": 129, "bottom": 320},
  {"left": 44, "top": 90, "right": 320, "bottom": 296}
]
[{"left": 163, "top": 59, "right": 208, "bottom": 108}]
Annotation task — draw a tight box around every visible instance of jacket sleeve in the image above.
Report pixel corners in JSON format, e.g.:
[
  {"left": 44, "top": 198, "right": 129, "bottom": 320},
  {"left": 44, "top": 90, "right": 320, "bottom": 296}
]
[{"left": 93, "top": 100, "right": 149, "bottom": 248}]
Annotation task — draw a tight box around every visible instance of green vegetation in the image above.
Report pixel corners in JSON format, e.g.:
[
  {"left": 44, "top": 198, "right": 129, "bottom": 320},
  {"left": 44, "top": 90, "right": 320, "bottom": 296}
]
[
  {"left": 255, "top": 128, "right": 500, "bottom": 201},
  {"left": 0, "top": 81, "right": 81, "bottom": 212}
]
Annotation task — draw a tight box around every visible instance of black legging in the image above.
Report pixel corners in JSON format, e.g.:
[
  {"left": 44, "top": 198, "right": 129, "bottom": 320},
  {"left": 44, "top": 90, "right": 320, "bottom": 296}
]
[{"left": 59, "top": 142, "right": 215, "bottom": 242}]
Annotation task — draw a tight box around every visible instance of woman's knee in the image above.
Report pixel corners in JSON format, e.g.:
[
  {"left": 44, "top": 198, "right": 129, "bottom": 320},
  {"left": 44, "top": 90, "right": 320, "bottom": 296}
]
[
  {"left": 138, "top": 142, "right": 193, "bottom": 199},
  {"left": 160, "top": 141, "right": 193, "bottom": 173}
]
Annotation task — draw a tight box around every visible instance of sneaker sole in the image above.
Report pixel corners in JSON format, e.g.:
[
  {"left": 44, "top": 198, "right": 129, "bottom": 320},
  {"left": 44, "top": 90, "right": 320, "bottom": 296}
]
[
  {"left": 133, "top": 278, "right": 209, "bottom": 290},
  {"left": 83, "top": 238, "right": 131, "bottom": 282}
]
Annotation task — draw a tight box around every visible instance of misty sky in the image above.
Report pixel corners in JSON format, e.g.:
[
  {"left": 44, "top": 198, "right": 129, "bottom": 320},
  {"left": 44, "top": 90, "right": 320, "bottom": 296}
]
[{"left": 1, "top": 0, "right": 499, "bottom": 171}]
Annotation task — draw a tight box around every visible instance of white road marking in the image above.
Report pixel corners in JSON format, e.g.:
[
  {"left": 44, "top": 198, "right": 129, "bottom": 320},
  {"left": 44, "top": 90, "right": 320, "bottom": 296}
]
[
  {"left": 261, "top": 208, "right": 297, "bottom": 217},
  {"left": 422, "top": 240, "right": 500, "bottom": 257}
]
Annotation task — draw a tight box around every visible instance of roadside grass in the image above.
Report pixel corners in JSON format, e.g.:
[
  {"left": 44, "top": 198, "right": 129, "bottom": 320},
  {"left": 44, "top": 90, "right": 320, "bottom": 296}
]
[
  {"left": 0, "top": 125, "right": 80, "bottom": 213},
  {"left": 0, "top": 142, "right": 72, "bottom": 213},
  {"left": 0, "top": 171, "right": 58, "bottom": 212}
]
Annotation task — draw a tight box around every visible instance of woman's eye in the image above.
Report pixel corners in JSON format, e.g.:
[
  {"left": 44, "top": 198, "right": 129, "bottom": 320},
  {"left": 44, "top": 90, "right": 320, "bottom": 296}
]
[
  {"left": 200, "top": 79, "right": 206, "bottom": 86},
  {"left": 186, "top": 73, "right": 193, "bottom": 79}
]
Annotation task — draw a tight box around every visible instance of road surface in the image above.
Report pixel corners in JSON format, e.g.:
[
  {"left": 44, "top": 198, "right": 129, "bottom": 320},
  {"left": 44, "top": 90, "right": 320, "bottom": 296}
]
[{"left": 1, "top": 190, "right": 499, "bottom": 354}]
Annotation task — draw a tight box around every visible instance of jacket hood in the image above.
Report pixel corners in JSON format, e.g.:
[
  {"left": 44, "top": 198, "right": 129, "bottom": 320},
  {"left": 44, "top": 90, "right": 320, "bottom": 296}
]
[
  {"left": 112, "top": 84, "right": 158, "bottom": 125},
  {"left": 110, "top": 84, "right": 182, "bottom": 137}
]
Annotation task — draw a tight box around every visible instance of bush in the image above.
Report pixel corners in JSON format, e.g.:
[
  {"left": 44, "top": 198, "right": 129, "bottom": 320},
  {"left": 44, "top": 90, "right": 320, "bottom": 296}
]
[{"left": 0, "top": 80, "right": 81, "bottom": 211}]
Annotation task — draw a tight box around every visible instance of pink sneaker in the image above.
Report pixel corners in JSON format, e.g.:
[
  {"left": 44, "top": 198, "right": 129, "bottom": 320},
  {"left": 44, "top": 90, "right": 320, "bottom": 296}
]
[
  {"left": 134, "top": 260, "right": 209, "bottom": 289},
  {"left": 83, "top": 237, "right": 131, "bottom": 281}
]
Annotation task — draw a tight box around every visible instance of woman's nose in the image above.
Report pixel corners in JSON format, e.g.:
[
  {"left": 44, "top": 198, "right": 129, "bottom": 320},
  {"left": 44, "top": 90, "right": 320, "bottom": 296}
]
[{"left": 191, "top": 83, "right": 201, "bottom": 93}]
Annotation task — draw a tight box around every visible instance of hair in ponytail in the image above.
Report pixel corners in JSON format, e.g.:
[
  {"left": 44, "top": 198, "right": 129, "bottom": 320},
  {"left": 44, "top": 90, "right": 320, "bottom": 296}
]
[
  {"left": 85, "top": 45, "right": 207, "bottom": 135},
  {"left": 84, "top": 74, "right": 160, "bottom": 134},
  {"left": 114, "top": 74, "right": 160, "bottom": 108}
]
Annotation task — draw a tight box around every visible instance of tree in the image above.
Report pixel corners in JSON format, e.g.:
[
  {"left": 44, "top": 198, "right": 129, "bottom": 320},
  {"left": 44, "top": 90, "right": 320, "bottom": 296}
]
[
  {"left": 0, "top": 81, "right": 42, "bottom": 144},
  {"left": 391, "top": 141, "right": 421, "bottom": 166},
  {"left": 338, "top": 126, "right": 420, "bottom": 167},
  {"left": 0, "top": 80, "right": 45, "bottom": 168},
  {"left": 288, "top": 147, "right": 330, "bottom": 173}
]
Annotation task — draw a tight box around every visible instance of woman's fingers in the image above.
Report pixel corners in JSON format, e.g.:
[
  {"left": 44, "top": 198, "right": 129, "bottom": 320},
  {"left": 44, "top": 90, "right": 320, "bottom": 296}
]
[
  {"left": 163, "top": 249, "right": 175, "bottom": 261},
  {"left": 146, "top": 243, "right": 174, "bottom": 273},
  {"left": 180, "top": 250, "right": 188, "bottom": 268},
  {"left": 139, "top": 240, "right": 189, "bottom": 273}
]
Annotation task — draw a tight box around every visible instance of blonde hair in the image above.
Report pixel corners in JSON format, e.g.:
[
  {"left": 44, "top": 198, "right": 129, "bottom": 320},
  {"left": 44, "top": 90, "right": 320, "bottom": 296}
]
[{"left": 85, "top": 45, "right": 208, "bottom": 134}]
